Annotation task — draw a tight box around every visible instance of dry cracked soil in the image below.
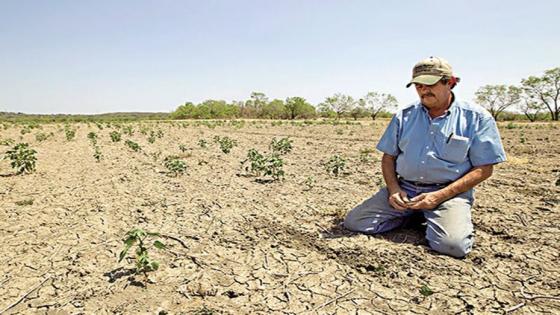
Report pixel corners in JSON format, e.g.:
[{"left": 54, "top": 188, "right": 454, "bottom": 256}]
[{"left": 0, "top": 119, "right": 559, "bottom": 314}]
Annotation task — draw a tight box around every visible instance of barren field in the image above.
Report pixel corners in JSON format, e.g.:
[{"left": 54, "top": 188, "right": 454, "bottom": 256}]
[{"left": 0, "top": 120, "right": 559, "bottom": 314}]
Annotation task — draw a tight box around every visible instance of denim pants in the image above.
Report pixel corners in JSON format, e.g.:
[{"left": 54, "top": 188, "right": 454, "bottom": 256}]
[{"left": 344, "top": 180, "right": 474, "bottom": 258}]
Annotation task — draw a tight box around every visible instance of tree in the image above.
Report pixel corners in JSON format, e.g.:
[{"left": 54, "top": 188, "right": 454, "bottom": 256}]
[
  {"left": 244, "top": 92, "right": 268, "bottom": 118},
  {"left": 349, "top": 102, "right": 367, "bottom": 120},
  {"left": 320, "top": 93, "right": 355, "bottom": 119},
  {"left": 285, "top": 97, "right": 315, "bottom": 119},
  {"left": 520, "top": 93, "right": 546, "bottom": 122},
  {"left": 261, "top": 99, "right": 286, "bottom": 119},
  {"left": 359, "top": 91, "right": 398, "bottom": 120},
  {"left": 521, "top": 67, "right": 560, "bottom": 121},
  {"left": 475, "top": 85, "right": 521, "bottom": 121},
  {"left": 171, "top": 102, "right": 196, "bottom": 119}
]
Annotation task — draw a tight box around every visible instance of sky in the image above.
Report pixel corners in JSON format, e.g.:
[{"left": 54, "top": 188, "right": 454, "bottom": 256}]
[{"left": 1, "top": 0, "right": 559, "bottom": 114}]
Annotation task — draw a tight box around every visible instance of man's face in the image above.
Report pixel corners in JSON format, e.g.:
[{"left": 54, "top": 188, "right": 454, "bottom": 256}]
[{"left": 414, "top": 80, "right": 452, "bottom": 109}]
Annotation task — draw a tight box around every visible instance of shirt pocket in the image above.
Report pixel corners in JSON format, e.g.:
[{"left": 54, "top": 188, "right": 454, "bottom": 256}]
[{"left": 442, "top": 135, "right": 470, "bottom": 163}]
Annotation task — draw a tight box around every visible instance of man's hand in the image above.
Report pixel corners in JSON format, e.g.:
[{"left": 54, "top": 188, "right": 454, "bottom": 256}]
[
  {"left": 407, "top": 192, "right": 444, "bottom": 210},
  {"left": 388, "top": 189, "right": 411, "bottom": 211}
]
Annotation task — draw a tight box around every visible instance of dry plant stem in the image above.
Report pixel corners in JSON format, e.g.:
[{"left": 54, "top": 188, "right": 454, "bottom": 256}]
[
  {"left": 504, "top": 302, "right": 526, "bottom": 313},
  {"left": 0, "top": 274, "right": 52, "bottom": 314},
  {"left": 313, "top": 288, "right": 356, "bottom": 311},
  {"left": 520, "top": 287, "right": 560, "bottom": 301}
]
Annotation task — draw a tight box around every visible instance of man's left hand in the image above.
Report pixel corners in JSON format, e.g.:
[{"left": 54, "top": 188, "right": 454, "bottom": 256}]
[{"left": 407, "top": 192, "right": 445, "bottom": 210}]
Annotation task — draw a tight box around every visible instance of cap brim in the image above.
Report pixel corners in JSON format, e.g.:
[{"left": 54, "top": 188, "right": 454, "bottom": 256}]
[{"left": 406, "top": 75, "right": 443, "bottom": 88}]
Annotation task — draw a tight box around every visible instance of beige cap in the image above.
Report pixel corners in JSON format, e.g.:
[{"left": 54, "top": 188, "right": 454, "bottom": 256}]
[{"left": 406, "top": 56, "right": 457, "bottom": 88}]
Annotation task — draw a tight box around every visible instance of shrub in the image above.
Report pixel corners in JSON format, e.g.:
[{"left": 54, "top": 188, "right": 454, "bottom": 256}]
[
  {"left": 110, "top": 131, "right": 121, "bottom": 142},
  {"left": 270, "top": 137, "right": 293, "bottom": 155},
  {"left": 118, "top": 228, "right": 166, "bottom": 273},
  {"left": 4, "top": 143, "right": 37, "bottom": 174},
  {"left": 325, "top": 155, "right": 346, "bottom": 176}
]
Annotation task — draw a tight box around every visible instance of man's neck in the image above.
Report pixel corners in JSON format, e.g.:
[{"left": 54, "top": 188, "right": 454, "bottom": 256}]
[{"left": 427, "top": 93, "right": 454, "bottom": 118}]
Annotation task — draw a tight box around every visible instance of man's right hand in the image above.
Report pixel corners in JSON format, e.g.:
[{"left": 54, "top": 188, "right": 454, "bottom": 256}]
[{"left": 388, "top": 189, "right": 411, "bottom": 211}]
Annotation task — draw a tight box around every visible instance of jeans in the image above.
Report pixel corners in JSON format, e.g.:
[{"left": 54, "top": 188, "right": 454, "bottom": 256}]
[{"left": 344, "top": 180, "right": 474, "bottom": 258}]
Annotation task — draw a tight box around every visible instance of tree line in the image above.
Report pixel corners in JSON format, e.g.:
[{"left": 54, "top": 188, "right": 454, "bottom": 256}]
[
  {"left": 475, "top": 67, "right": 559, "bottom": 121},
  {"left": 170, "top": 91, "right": 398, "bottom": 120}
]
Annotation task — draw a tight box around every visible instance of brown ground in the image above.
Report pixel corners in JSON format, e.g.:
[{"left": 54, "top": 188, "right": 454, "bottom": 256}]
[{"left": 0, "top": 120, "right": 559, "bottom": 314}]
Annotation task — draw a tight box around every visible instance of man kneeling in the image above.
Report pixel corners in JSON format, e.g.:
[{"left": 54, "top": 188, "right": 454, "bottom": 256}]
[{"left": 344, "top": 56, "right": 506, "bottom": 258}]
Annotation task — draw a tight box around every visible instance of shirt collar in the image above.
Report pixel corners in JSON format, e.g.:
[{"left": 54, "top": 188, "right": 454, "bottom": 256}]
[{"left": 420, "top": 92, "right": 456, "bottom": 118}]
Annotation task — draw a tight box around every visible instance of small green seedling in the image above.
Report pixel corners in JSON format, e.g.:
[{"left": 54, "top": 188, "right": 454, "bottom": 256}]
[
  {"left": 179, "top": 144, "right": 188, "bottom": 152},
  {"left": 87, "top": 132, "right": 98, "bottom": 145},
  {"left": 270, "top": 137, "right": 293, "bottom": 155},
  {"left": 65, "top": 129, "right": 76, "bottom": 141},
  {"left": 325, "top": 155, "right": 346, "bottom": 176},
  {"left": 215, "top": 136, "right": 237, "bottom": 154},
  {"left": 110, "top": 131, "right": 121, "bottom": 142},
  {"left": 93, "top": 146, "right": 102, "bottom": 162},
  {"left": 198, "top": 139, "right": 208, "bottom": 148},
  {"left": 0, "top": 138, "right": 15, "bottom": 146},
  {"left": 164, "top": 155, "right": 187, "bottom": 176},
  {"left": 125, "top": 140, "right": 141, "bottom": 152},
  {"left": 241, "top": 149, "right": 284, "bottom": 181},
  {"left": 119, "top": 228, "right": 166, "bottom": 273},
  {"left": 4, "top": 143, "right": 37, "bottom": 175},
  {"left": 419, "top": 284, "right": 434, "bottom": 297},
  {"left": 304, "top": 176, "right": 315, "bottom": 191}
]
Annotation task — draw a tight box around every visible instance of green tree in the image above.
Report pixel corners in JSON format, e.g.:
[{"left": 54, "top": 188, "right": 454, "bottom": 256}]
[
  {"left": 244, "top": 92, "right": 268, "bottom": 118},
  {"left": 521, "top": 67, "right": 560, "bottom": 121},
  {"left": 171, "top": 102, "right": 196, "bottom": 119},
  {"left": 360, "top": 91, "right": 398, "bottom": 120},
  {"left": 262, "top": 99, "right": 286, "bottom": 119},
  {"left": 320, "top": 93, "right": 355, "bottom": 119},
  {"left": 285, "top": 97, "right": 315, "bottom": 119},
  {"left": 475, "top": 85, "right": 521, "bottom": 121}
]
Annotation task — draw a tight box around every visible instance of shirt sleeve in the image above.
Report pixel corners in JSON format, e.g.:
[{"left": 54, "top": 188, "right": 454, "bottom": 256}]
[
  {"left": 376, "top": 114, "right": 401, "bottom": 156},
  {"left": 468, "top": 116, "right": 507, "bottom": 166}
]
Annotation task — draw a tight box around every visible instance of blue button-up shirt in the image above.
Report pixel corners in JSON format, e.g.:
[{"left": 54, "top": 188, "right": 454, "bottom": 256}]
[{"left": 377, "top": 95, "right": 506, "bottom": 184}]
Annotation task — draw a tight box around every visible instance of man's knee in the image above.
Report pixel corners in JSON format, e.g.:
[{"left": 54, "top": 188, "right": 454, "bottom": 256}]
[
  {"left": 428, "top": 234, "right": 473, "bottom": 258},
  {"left": 343, "top": 207, "right": 365, "bottom": 232}
]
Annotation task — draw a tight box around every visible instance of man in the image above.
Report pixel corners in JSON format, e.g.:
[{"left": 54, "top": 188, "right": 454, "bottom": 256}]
[{"left": 344, "top": 56, "right": 506, "bottom": 258}]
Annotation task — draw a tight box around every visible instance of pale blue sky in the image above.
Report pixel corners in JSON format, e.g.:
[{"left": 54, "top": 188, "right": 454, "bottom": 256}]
[{"left": 1, "top": 0, "right": 559, "bottom": 114}]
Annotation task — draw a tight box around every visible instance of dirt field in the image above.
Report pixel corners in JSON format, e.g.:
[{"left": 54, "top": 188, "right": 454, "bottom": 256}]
[{"left": 0, "top": 119, "right": 559, "bottom": 314}]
